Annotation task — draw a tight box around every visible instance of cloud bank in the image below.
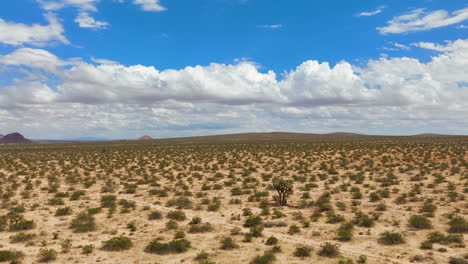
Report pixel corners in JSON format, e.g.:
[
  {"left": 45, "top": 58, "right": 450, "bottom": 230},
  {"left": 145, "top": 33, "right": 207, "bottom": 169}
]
[{"left": 1, "top": 39, "right": 467, "bottom": 138}]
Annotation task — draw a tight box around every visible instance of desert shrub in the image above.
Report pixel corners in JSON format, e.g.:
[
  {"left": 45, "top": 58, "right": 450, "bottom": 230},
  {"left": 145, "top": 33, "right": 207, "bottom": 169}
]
[
  {"left": 318, "top": 242, "right": 339, "bottom": 257},
  {"left": 100, "top": 195, "right": 117, "bottom": 208},
  {"left": 37, "top": 248, "right": 57, "bottom": 262},
  {"left": 265, "top": 236, "right": 278, "bottom": 245},
  {"left": 354, "top": 211, "right": 374, "bottom": 227},
  {"left": 263, "top": 220, "right": 287, "bottom": 228},
  {"left": 189, "top": 217, "right": 202, "bottom": 225},
  {"left": 244, "top": 215, "right": 262, "bottom": 227},
  {"left": 167, "top": 210, "right": 186, "bottom": 221},
  {"left": 379, "top": 231, "right": 404, "bottom": 245},
  {"left": 338, "top": 258, "right": 355, "bottom": 264},
  {"left": 82, "top": 244, "right": 94, "bottom": 255},
  {"left": 189, "top": 223, "right": 213, "bottom": 233},
  {"left": 326, "top": 212, "right": 345, "bottom": 223},
  {"left": 357, "top": 255, "right": 367, "bottom": 263},
  {"left": 448, "top": 217, "right": 467, "bottom": 233},
  {"left": 145, "top": 239, "right": 191, "bottom": 254},
  {"left": 220, "top": 237, "right": 238, "bottom": 250},
  {"left": 10, "top": 232, "right": 36, "bottom": 243},
  {"left": 70, "top": 212, "right": 95, "bottom": 232},
  {"left": 336, "top": 228, "right": 353, "bottom": 241},
  {"left": 449, "top": 257, "right": 468, "bottom": 264},
  {"left": 251, "top": 251, "right": 276, "bottom": 264},
  {"left": 288, "top": 225, "right": 300, "bottom": 234},
  {"left": 174, "top": 231, "right": 185, "bottom": 239},
  {"left": 195, "top": 251, "right": 210, "bottom": 261},
  {"left": 55, "top": 207, "right": 72, "bottom": 216},
  {"left": 420, "top": 241, "right": 433, "bottom": 249},
  {"left": 101, "top": 236, "right": 132, "bottom": 251},
  {"left": 166, "top": 197, "right": 192, "bottom": 209},
  {"left": 294, "top": 246, "right": 312, "bottom": 257},
  {"left": 427, "top": 232, "right": 463, "bottom": 244},
  {"left": 70, "top": 190, "right": 85, "bottom": 200},
  {"left": 166, "top": 220, "right": 178, "bottom": 230},
  {"left": 250, "top": 225, "right": 264, "bottom": 237},
  {"left": 408, "top": 214, "right": 432, "bottom": 229},
  {"left": 0, "top": 250, "right": 23, "bottom": 262},
  {"left": 87, "top": 207, "right": 102, "bottom": 215},
  {"left": 148, "top": 210, "right": 163, "bottom": 220}
]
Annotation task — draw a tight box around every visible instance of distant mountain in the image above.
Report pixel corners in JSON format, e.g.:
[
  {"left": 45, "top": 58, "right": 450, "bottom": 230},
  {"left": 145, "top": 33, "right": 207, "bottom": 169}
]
[
  {"left": 0, "top": 134, "right": 3, "bottom": 138},
  {"left": 325, "top": 132, "right": 364, "bottom": 136},
  {"left": 412, "top": 133, "right": 449, "bottom": 137},
  {"left": 0, "top": 132, "right": 33, "bottom": 144},
  {"left": 139, "top": 135, "right": 153, "bottom": 140}
]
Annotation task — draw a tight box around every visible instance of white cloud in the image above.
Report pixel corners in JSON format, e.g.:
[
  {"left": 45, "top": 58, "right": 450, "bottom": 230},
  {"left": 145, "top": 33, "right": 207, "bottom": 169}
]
[
  {"left": 257, "top": 24, "right": 282, "bottom": 29},
  {"left": 37, "top": 0, "right": 99, "bottom": 11},
  {"left": 0, "top": 13, "right": 69, "bottom": 46},
  {"left": 411, "top": 39, "right": 468, "bottom": 52},
  {"left": 75, "top": 12, "right": 109, "bottom": 29},
  {"left": 357, "top": 6, "right": 386, "bottom": 17},
  {"left": 1, "top": 39, "right": 468, "bottom": 137},
  {"left": 133, "top": 0, "right": 166, "bottom": 12},
  {"left": 378, "top": 7, "right": 468, "bottom": 34}
]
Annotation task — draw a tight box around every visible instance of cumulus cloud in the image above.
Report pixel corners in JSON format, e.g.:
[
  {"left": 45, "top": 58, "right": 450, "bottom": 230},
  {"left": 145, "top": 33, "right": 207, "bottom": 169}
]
[
  {"left": 0, "top": 13, "right": 69, "bottom": 46},
  {"left": 378, "top": 7, "right": 468, "bottom": 34},
  {"left": 133, "top": 0, "right": 166, "bottom": 12},
  {"left": 75, "top": 12, "right": 109, "bottom": 29},
  {"left": 1, "top": 39, "right": 468, "bottom": 138}
]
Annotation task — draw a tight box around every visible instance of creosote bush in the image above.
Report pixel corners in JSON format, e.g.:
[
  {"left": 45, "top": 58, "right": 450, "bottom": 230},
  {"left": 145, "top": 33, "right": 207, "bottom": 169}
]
[
  {"left": 145, "top": 239, "right": 191, "bottom": 254},
  {"left": 101, "top": 236, "right": 132, "bottom": 251}
]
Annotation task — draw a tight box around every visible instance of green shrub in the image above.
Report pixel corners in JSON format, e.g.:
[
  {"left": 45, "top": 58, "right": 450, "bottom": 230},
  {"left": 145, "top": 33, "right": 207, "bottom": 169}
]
[
  {"left": 265, "top": 236, "right": 278, "bottom": 245},
  {"left": 55, "top": 207, "right": 72, "bottom": 216},
  {"left": 250, "top": 225, "right": 264, "bottom": 237},
  {"left": 101, "top": 236, "right": 132, "bottom": 251},
  {"left": 100, "top": 195, "right": 117, "bottom": 208},
  {"left": 82, "top": 244, "right": 94, "bottom": 255},
  {"left": 338, "top": 258, "right": 355, "bottom": 264},
  {"left": 174, "top": 231, "right": 185, "bottom": 239},
  {"left": 420, "top": 241, "right": 432, "bottom": 249},
  {"left": 294, "top": 246, "right": 312, "bottom": 257},
  {"left": 220, "top": 237, "right": 238, "bottom": 250},
  {"left": 166, "top": 220, "right": 178, "bottom": 230},
  {"left": 37, "top": 248, "right": 57, "bottom": 262},
  {"left": 10, "top": 232, "right": 36, "bottom": 243},
  {"left": 318, "top": 242, "right": 339, "bottom": 257},
  {"left": 0, "top": 250, "right": 23, "bottom": 262},
  {"left": 70, "top": 212, "right": 95, "bottom": 232},
  {"left": 251, "top": 251, "right": 276, "bottom": 264},
  {"left": 145, "top": 239, "right": 191, "bottom": 254},
  {"left": 244, "top": 215, "right": 262, "bottom": 227},
  {"left": 189, "top": 223, "right": 213, "bottom": 233},
  {"left": 408, "top": 215, "right": 432, "bottom": 229},
  {"left": 379, "top": 231, "right": 404, "bottom": 245},
  {"left": 449, "top": 257, "right": 468, "bottom": 264},
  {"left": 288, "top": 225, "right": 300, "bottom": 235},
  {"left": 167, "top": 210, "right": 186, "bottom": 221},
  {"left": 448, "top": 217, "right": 467, "bottom": 233},
  {"left": 336, "top": 228, "right": 353, "bottom": 241},
  {"left": 148, "top": 210, "right": 163, "bottom": 220}
]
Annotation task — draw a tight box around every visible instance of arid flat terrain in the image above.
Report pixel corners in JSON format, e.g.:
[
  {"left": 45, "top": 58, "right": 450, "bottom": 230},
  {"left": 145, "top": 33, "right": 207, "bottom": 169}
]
[{"left": 0, "top": 134, "right": 466, "bottom": 264}]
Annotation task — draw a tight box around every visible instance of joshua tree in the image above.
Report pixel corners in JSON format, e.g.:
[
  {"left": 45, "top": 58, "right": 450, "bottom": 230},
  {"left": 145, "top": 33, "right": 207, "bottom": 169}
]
[{"left": 272, "top": 177, "right": 293, "bottom": 206}]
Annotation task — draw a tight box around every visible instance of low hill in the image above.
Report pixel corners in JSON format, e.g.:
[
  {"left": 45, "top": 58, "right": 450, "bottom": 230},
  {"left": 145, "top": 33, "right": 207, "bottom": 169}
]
[
  {"left": 139, "top": 135, "right": 153, "bottom": 140},
  {"left": 0, "top": 132, "right": 33, "bottom": 144}
]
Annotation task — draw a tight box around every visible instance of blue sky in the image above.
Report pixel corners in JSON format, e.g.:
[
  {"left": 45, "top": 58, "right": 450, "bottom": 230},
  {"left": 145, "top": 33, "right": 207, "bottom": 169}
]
[{"left": 0, "top": 0, "right": 467, "bottom": 139}]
